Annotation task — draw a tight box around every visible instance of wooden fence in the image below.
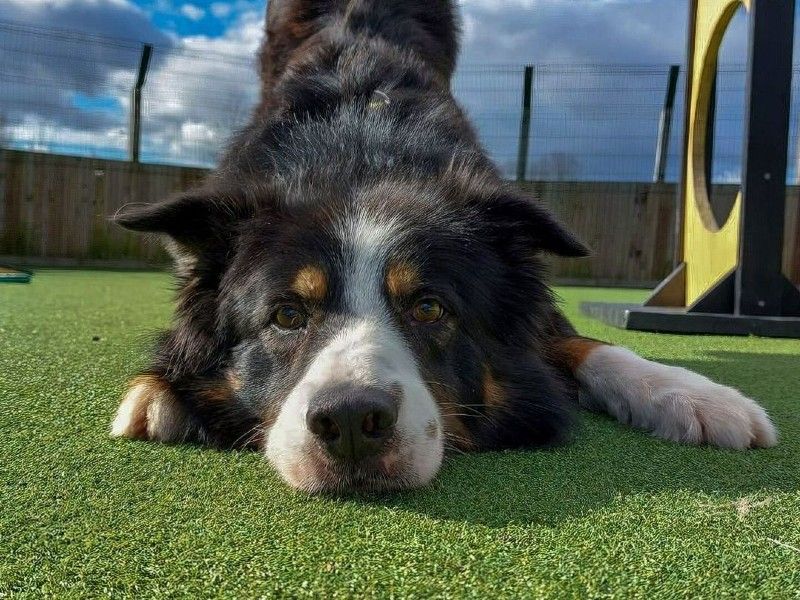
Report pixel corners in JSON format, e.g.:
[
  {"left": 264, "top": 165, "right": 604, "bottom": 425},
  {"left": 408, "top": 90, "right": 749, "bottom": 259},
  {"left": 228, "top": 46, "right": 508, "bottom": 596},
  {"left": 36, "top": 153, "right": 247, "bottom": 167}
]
[
  {"left": 522, "top": 180, "right": 679, "bottom": 286},
  {"left": 0, "top": 150, "right": 206, "bottom": 265},
  {"left": 2, "top": 149, "right": 799, "bottom": 287}
]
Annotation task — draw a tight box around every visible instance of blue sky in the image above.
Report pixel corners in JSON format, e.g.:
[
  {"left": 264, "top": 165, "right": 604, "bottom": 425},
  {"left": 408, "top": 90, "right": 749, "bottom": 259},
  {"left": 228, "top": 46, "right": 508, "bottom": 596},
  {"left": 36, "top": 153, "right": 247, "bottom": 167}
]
[
  {"left": 132, "top": 0, "right": 264, "bottom": 38},
  {"left": 1, "top": 0, "right": 797, "bottom": 181}
]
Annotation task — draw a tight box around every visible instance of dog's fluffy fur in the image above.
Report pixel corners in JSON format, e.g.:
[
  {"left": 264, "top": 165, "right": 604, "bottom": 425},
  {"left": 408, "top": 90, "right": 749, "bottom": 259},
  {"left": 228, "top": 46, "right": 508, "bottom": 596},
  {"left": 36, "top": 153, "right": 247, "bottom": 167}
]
[{"left": 112, "top": 0, "right": 777, "bottom": 493}]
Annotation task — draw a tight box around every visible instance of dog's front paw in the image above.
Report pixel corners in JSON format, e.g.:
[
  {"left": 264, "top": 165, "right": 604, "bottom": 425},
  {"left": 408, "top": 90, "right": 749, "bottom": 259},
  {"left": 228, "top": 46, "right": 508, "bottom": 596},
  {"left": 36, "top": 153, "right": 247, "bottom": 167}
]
[
  {"left": 644, "top": 367, "right": 778, "bottom": 449},
  {"left": 577, "top": 346, "right": 778, "bottom": 450},
  {"left": 111, "top": 375, "right": 192, "bottom": 443}
]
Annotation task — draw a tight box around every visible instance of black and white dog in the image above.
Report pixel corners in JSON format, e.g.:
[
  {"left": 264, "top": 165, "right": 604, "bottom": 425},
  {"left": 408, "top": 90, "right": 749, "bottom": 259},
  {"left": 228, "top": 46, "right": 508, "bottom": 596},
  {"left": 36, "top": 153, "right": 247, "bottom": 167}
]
[{"left": 112, "top": 0, "right": 776, "bottom": 493}]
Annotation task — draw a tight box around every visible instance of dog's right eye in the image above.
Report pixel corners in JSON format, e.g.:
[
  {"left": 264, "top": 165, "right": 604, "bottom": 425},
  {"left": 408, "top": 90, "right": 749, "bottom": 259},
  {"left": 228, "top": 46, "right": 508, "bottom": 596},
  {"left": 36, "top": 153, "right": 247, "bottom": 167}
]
[{"left": 273, "top": 306, "right": 307, "bottom": 330}]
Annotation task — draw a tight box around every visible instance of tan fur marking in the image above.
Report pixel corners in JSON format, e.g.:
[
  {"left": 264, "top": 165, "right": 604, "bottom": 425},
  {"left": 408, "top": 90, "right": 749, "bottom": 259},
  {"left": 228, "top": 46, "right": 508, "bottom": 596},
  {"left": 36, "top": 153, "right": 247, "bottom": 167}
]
[
  {"left": 482, "top": 365, "right": 506, "bottom": 408},
  {"left": 197, "top": 384, "right": 234, "bottom": 405},
  {"left": 225, "top": 369, "right": 243, "bottom": 392},
  {"left": 111, "top": 374, "right": 169, "bottom": 439},
  {"left": 292, "top": 265, "right": 327, "bottom": 301},
  {"left": 555, "top": 337, "right": 608, "bottom": 372},
  {"left": 386, "top": 261, "right": 420, "bottom": 298}
]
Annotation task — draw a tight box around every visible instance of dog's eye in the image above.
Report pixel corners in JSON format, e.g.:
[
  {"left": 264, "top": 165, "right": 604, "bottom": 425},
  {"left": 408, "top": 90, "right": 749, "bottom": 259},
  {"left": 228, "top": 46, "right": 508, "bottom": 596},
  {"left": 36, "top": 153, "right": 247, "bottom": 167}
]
[
  {"left": 411, "top": 298, "right": 444, "bottom": 324},
  {"left": 274, "top": 305, "right": 307, "bottom": 330}
]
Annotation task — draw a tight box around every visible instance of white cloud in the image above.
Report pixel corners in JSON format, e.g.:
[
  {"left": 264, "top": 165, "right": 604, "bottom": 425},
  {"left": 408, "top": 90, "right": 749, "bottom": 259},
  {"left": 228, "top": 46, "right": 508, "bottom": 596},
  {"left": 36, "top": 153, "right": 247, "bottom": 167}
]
[
  {"left": 180, "top": 3, "right": 205, "bottom": 21},
  {"left": 178, "top": 9, "right": 263, "bottom": 55},
  {"left": 5, "top": 0, "right": 134, "bottom": 8},
  {"left": 180, "top": 120, "right": 216, "bottom": 142},
  {"left": 0, "top": 0, "right": 758, "bottom": 179},
  {"left": 7, "top": 115, "right": 128, "bottom": 155},
  {"left": 715, "top": 169, "right": 742, "bottom": 184},
  {"left": 0, "top": 0, "right": 262, "bottom": 165},
  {"left": 135, "top": 7, "right": 263, "bottom": 163},
  {"left": 211, "top": 2, "right": 232, "bottom": 19},
  {"left": 457, "top": 0, "right": 691, "bottom": 65},
  {"left": 1, "top": 0, "right": 167, "bottom": 43}
]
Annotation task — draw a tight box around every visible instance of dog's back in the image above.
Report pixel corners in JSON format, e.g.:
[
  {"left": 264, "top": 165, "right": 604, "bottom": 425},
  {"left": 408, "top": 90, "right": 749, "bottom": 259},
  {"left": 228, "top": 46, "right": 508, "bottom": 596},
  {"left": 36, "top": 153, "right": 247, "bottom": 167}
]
[{"left": 258, "top": 0, "right": 459, "bottom": 110}]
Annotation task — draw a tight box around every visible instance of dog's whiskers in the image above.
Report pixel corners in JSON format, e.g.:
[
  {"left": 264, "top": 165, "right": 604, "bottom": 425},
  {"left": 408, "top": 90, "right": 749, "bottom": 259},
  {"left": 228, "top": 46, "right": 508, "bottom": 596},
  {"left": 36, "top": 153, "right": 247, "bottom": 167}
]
[{"left": 230, "top": 424, "right": 264, "bottom": 450}]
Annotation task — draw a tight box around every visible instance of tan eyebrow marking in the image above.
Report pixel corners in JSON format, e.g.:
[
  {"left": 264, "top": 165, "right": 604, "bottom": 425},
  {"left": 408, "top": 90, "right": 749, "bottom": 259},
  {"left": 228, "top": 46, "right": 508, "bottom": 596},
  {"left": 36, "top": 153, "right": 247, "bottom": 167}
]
[
  {"left": 386, "top": 261, "right": 420, "bottom": 298},
  {"left": 291, "top": 265, "right": 328, "bottom": 302}
]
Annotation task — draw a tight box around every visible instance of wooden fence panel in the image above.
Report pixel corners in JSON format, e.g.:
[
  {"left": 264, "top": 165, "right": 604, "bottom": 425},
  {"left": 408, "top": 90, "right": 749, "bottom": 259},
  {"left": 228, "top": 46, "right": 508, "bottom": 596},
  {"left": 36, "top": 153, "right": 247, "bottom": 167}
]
[
  {"left": 1, "top": 150, "right": 798, "bottom": 287},
  {"left": 0, "top": 150, "right": 206, "bottom": 264},
  {"left": 522, "top": 181, "right": 679, "bottom": 286}
]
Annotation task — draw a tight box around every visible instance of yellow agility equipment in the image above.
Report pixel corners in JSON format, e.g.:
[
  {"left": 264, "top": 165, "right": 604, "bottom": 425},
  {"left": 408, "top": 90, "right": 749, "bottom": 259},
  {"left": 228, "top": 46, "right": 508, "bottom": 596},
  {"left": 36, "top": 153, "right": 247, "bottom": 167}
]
[
  {"left": 581, "top": 0, "right": 800, "bottom": 337},
  {"left": 682, "top": 0, "right": 745, "bottom": 306}
]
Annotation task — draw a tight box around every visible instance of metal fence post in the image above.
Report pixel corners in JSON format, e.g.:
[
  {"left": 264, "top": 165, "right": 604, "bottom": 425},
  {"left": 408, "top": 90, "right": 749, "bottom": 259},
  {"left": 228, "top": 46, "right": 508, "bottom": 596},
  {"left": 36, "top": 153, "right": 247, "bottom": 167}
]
[
  {"left": 652, "top": 64, "right": 680, "bottom": 182},
  {"left": 516, "top": 65, "right": 534, "bottom": 182},
  {"left": 129, "top": 43, "right": 153, "bottom": 163}
]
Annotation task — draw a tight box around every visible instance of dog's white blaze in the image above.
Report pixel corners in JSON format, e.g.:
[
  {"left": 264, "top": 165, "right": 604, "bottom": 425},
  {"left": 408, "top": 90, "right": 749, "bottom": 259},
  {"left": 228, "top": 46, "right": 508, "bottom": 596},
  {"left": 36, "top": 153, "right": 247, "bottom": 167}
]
[
  {"left": 339, "top": 207, "right": 400, "bottom": 315},
  {"left": 576, "top": 345, "right": 777, "bottom": 449},
  {"left": 265, "top": 210, "right": 443, "bottom": 490}
]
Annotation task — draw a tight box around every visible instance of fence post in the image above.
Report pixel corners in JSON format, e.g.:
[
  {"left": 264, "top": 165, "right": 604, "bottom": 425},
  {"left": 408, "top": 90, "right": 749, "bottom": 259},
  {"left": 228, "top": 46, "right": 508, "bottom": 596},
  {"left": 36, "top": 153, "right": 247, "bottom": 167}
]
[
  {"left": 516, "top": 65, "right": 534, "bottom": 182},
  {"left": 652, "top": 64, "right": 680, "bottom": 182},
  {"left": 129, "top": 43, "right": 153, "bottom": 163}
]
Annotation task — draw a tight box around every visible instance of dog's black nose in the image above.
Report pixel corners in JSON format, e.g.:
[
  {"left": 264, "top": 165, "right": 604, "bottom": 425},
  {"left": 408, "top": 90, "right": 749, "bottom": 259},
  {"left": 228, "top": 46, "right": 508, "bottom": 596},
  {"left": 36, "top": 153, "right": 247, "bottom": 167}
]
[{"left": 307, "top": 386, "right": 398, "bottom": 461}]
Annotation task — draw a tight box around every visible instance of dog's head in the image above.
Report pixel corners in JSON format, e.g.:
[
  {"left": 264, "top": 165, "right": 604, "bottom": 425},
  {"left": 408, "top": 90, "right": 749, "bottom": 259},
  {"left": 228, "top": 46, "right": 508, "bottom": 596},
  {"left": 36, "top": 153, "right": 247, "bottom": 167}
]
[{"left": 118, "top": 166, "right": 585, "bottom": 493}]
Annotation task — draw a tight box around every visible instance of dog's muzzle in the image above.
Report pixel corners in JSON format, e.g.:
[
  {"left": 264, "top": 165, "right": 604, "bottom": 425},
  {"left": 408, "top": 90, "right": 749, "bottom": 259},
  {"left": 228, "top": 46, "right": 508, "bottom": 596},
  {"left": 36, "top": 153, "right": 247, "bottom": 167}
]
[{"left": 264, "top": 317, "right": 443, "bottom": 493}]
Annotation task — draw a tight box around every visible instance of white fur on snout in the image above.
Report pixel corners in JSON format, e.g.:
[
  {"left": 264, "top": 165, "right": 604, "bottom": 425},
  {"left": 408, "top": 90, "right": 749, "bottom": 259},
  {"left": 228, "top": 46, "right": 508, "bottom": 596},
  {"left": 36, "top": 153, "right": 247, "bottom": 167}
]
[
  {"left": 265, "top": 209, "right": 443, "bottom": 492},
  {"left": 265, "top": 319, "right": 443, "bottom": 491},
  {"left": 576, "top": 346, "right": 778, "bottom": 449}
]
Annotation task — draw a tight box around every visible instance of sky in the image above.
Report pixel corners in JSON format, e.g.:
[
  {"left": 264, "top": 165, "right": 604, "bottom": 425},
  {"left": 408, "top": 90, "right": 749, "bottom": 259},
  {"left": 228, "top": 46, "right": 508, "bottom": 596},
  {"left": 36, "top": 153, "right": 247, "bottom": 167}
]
[
  {"left": 1, "top": 0, "right": 795, "bottom": 181},
  {"left": 2, "top": 0, "right": 700, "bottom": 62}
]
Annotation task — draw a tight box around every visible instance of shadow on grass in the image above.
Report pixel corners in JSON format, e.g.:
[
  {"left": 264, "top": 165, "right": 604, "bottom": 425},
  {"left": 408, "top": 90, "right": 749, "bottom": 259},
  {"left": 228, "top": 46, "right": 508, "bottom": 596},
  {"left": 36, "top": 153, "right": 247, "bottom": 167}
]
[{"left": 368, "top": 350, "right": 799, "bottom": 528}]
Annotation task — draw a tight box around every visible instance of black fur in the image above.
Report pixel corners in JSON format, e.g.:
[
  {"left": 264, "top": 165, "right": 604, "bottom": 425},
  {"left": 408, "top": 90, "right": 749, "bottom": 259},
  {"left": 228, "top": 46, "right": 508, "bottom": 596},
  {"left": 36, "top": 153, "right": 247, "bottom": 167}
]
[{"left": 116, "top": 0, "right": 588, "bottom": 456}]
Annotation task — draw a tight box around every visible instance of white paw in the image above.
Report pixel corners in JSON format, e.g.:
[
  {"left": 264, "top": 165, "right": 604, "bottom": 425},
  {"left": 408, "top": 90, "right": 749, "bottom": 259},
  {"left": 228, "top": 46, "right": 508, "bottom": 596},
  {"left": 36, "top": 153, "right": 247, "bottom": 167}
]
[
  {"left": 577, "top": 346, "right": 778, "bottom": 449},
  {"left": 111, "top": 376, "right": 192, "bottom": 442},
  {"left": 643, "top": 370, "right": 778, "bottom": 449}
]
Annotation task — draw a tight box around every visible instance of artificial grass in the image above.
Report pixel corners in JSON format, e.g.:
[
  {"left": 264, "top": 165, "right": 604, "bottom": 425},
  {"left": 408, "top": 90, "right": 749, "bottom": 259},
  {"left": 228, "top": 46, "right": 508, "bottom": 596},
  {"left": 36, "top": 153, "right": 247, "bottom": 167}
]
[{"left": 1, "top": 270, "right": 799, "bottom": 598}]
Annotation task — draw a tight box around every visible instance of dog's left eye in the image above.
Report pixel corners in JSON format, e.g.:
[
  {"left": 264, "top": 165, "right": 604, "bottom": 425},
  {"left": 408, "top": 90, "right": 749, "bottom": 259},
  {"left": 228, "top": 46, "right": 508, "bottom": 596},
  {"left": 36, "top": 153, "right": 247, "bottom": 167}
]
[
  {"left": 411, "top": 298, "right": 444, "bottom": 324},
  {"left": 273, "top": 305, "right": 307, "bottom": 330}
]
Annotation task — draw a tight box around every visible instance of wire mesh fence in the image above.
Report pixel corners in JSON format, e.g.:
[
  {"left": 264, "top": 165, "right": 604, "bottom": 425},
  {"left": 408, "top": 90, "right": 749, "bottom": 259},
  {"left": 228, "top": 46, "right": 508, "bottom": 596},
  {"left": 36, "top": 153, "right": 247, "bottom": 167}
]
[
  {"left": 453, "top": 64, "right": 688, "bottom": 182},
  {"left": 3, "top": 21, "right": 800, "bottom": 283},
  {"left": 1, "top": 20, "right": 800, "bottom": 183}
]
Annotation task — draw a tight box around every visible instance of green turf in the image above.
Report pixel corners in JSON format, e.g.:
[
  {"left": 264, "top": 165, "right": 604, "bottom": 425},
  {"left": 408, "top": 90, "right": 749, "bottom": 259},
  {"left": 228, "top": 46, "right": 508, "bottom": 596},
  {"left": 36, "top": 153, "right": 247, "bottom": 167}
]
[{"left": 1, "top": 270, "right": 799, "bottom": 598}]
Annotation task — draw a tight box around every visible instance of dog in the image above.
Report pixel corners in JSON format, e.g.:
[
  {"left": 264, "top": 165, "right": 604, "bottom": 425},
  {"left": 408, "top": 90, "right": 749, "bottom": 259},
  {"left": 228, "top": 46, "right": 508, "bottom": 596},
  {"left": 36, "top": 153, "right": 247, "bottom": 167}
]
[{"left": 111, "top": 0, "right": 777, "bottom": 493}]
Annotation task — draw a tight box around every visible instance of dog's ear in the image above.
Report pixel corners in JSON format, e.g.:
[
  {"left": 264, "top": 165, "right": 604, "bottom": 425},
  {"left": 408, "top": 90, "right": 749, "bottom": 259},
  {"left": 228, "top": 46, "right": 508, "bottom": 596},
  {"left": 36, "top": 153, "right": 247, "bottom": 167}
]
[
  {"left": 477, "top": 189, "right": 589, "bottom": 257},
  {"left": 115, "top": 191, "right": 255, "bottom": 255}
]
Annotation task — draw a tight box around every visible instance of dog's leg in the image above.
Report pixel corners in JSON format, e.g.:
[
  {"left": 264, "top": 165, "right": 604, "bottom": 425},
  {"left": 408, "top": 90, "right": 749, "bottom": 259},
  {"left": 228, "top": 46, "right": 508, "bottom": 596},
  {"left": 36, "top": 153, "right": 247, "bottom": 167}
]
[
  {"left": 555, "top": 338, "right": 777, "bottom": 449},
  {"left": 111, "top": 373, "right": 262, "bottom": 449},
  {"left": 111, "top": 374, "right": 199, "bottom": 443}
]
